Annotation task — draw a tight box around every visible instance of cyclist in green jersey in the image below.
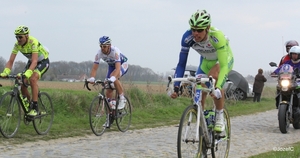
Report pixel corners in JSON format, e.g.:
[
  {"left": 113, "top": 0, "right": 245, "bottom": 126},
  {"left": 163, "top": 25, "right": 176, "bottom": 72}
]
[
  {"left": 171, "top": 10, "right": 234, "bottom": 132},
  {"left": 0, "top": 25, "right": 50, "bottom": 116}
]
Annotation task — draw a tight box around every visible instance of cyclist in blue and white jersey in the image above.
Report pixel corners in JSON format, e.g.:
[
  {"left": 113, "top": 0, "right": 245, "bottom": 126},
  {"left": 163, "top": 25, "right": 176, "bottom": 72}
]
[{"left": 88, "top": 36, "right": 129, "bottom": 111}]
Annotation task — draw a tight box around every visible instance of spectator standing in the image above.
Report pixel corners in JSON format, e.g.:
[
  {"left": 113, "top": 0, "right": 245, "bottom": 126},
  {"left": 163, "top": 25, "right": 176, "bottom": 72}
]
[{"left": 253, "top": 68, "right": 267, "bottom": 102}]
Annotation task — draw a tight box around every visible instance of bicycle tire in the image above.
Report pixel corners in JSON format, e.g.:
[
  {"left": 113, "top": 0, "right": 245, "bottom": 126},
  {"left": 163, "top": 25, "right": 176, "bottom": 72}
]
[
  {"left": 89, "top": 96, "right": 107, "bottom": 136},
  {"left": 177, "top": 105, "right": 201, "bottom": 158},
  {"left": 0, "top": 92, "right": 21, "bottom": 138},
  {"left": 116, "top": 96, "right": 132, "bottom": 132},
  {"left": 211, "top": 108, "right": 231, "bottom": 158},
  {"left": 33, "top": 92, "right": 54, "bottom": 135}
]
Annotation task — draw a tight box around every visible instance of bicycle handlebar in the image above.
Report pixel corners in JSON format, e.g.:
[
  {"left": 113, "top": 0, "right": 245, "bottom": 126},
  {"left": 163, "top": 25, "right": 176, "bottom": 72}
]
[
  {"left": 166, "top": 75, "right": 216, "bottom": 95},
  {"left": 83, "top": 79, "right": 115, "bottom": 91}
]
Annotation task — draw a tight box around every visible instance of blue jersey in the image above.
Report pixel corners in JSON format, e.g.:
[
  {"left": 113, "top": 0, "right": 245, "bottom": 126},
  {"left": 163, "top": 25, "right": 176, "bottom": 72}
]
[{"left": 273, "top": 60, "right": 300, "bottom": 74}]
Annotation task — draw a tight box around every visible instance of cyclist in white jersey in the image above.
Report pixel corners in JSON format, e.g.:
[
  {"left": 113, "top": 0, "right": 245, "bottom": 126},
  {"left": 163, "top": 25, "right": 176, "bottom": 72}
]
[{"left": 87, "top": 36, "right": 129, "bottom": 111}]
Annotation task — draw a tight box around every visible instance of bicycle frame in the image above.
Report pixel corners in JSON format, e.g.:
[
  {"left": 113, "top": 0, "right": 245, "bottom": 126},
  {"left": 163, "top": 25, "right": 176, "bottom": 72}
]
[
  {"left": 5, "top": 75, "right": 30, "bottom": 113},
  {"left": 167, "top": 75, "right": 216, "bottom": 147},
  {"left": 85, "top": 79, "right": 118, "bottom": 111}
]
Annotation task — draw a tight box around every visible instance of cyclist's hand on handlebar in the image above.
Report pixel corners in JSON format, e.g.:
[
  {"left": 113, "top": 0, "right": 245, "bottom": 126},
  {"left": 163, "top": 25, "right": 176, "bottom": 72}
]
[
  {"left": 170, "top": 86, "right": 179, "bottom": 99},
  {"left": 210, "top": 88, "right": 222, "bottom": 100},
  {"left": 87, "top": 77, "right": 95, "bottom": 83},
  {"left": 0, "top": 68, "right": 10, "bottom": 78}
]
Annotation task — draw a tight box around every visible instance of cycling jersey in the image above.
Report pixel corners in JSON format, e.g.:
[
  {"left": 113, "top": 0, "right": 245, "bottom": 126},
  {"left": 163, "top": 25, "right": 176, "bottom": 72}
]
[
  {"left": 174, "top": 27, "right": 234, "bottom": 89},
  {"left": 273, "top": 60, "right": 300, "bottom": 74},
  {"left": 94, "top": 45, "right": 128, "bottom": 67},
  {"left": 12, "top": 36, "right": 49, "bottom": 62}
]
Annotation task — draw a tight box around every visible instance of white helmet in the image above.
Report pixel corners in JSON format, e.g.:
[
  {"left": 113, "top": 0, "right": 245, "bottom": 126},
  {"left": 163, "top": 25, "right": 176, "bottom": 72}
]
[{"left": 289, "top": 46, "right": 300, "bottom": 61}]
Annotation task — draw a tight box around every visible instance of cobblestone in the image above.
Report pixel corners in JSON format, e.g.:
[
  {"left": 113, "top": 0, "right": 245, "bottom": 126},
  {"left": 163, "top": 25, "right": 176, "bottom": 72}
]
[{"left": 0, "top": 109, "right": 299, "bottom": 158}]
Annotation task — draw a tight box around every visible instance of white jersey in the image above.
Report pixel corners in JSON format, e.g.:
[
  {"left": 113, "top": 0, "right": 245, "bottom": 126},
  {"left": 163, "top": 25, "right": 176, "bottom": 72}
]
[{"left": 94, "top": 45, "right": 128, "bottom": 67}]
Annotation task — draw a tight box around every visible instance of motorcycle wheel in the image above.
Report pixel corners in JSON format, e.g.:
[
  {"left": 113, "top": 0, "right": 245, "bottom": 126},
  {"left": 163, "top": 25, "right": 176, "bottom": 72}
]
[
  {"left": 278, "top": 103, "right": 289, "bottom": 134},
  {"left": 292, "top": 122, "right": 300, "bottom": 129}
]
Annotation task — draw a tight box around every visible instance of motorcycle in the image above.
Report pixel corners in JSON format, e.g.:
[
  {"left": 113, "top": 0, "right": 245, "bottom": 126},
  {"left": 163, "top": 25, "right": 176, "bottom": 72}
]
[{"left": 269, "top": 62, "right": 300, "bottom": 133}]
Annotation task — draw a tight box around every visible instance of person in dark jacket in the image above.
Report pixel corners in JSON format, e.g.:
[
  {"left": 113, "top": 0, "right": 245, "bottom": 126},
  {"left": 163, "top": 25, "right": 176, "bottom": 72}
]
[{"left": 253, "top": 68, "right": 267, "bottom": 102}]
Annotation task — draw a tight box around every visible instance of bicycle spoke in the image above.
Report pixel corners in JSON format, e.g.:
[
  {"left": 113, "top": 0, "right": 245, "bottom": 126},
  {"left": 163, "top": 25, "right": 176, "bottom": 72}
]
[
  {"left": 89, "top": 96, "right": 107, "bottom": 136},
  {"left": 177, "top": 105, "right": 200, "bottom": 158},
  {"left": 212, "top": 108, "right": 231, "bottom": 158},
  {"left": 33, "top": 92, "right": 54, "bottom": 135},
  {"left": 116, "top": 96, "right": 132, "bottom": 132},
  {"left": 0, "top": 92, "right": 21, "bottom": 138}
]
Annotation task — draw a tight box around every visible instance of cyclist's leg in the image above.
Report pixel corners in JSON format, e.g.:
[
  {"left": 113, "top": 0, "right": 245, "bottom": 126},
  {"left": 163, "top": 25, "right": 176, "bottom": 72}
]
[
  {"left": 196, "top": 57, "right": 217, "bottom": 109},
  {"left": 21, "top": 61, "right": 31, "bottom": 100},
  {"left": 28, "top": 59, "right": 50, "bottom": 116},
  {"left": 212, "top": 54, "right": 234, "bottom": 132},
  {"left": 115, "top": 62, "right": 128, "bottom": 109}
]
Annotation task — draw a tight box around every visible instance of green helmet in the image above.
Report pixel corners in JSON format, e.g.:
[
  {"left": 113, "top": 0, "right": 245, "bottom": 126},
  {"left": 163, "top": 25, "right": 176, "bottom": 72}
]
[
  {"left": 189, "top": 10, "right": 211, "bottom": 29},
  {"left": 14, "top": 25, "right": 30, "bottom": 35}
]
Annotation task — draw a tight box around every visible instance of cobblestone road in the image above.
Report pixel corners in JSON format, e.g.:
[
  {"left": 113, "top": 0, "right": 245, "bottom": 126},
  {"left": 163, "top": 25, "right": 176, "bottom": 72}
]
[{"left": 0, "top": 109, "right": 299, "bottom": 158}]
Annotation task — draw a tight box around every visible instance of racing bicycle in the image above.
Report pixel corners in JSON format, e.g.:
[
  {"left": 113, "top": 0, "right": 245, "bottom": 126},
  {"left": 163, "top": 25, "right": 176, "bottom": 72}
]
[
  {"left": 167, "top": 75, "right": 231, "bottom": 158},
  {"left": 84, "top": 79, "right": 132, "bottom": 136},
  {"left": 0, "top": 74, "right": 54, "bottom": 138}
]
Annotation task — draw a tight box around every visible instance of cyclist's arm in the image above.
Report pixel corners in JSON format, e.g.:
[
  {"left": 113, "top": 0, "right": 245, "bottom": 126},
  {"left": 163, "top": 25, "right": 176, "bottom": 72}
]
[
  {"left": 174, "top": 31, "right": 192, "bottom": 87},
  {"left": 90, "top": 63, "right": 99, "bottom": 77},
  {"left": 4, "top": 53, "right": 17, "bottom": 69},
  {"left": 211, "top": 32, "right": 229, "bottom": 89}
]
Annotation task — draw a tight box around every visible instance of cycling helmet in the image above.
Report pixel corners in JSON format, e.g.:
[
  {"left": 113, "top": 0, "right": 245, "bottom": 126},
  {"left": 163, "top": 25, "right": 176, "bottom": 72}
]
[
  {"left": 289, "top": 46, "right": 300, "bottom": 61},
  {"left": 285, "top": 40, "right": 299, "bottom": 53},
  {"left": 99, "top": 36, "right": 111, "bottom": 45},
  {"left": 189, "top": 10, "right": 211, "bottom": 29},
  {"left": 14, "top": 25, "right": 30, "bottom": 35}
]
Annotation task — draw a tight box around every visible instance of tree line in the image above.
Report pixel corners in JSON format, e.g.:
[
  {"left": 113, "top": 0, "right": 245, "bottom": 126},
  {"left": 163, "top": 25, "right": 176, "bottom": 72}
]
[{"left": 0, "top": 56, "right": 168, "bottom": 82}]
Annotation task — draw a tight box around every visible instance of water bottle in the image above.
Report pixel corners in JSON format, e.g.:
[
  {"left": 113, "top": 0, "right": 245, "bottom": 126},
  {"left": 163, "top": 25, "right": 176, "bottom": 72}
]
[
  {"left": 22, "top": 96, "right": 30, "bottom": 110},
  {"left": 204, "top": 110, "right": 215, "bottom": 128},
  {"left": 111, "top": 99, "right": 116, "bottom": 110}
]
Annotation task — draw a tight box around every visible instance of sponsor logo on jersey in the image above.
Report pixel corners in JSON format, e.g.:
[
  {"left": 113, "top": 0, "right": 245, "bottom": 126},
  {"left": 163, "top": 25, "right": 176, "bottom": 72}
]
[
  {"left": 32, "top": 45, "right": 37, "bottom": 50},
  {"left": 115, "top": 52, "right": 119, "bottom": 60},
  {"left": 95, "top": 54, "right": 99, "bottom": 61},
  {"left": 210, "top": 36, "right": 219, "bottom": 43},
  {"left": 184, "top": 35, "right": 194, "bottom": 44}
]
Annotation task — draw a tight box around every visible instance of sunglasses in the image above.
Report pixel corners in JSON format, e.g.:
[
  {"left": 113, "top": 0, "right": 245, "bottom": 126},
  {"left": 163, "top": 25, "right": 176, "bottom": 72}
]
[
  {"left": 100, "top": 44, "right": 109, "bottom": 48},
  {"left": 191, "top": 28, "right": 205, "bottom": 33},
  {"left": 15, "top": 35, "right": 24, "bottom": 39}
]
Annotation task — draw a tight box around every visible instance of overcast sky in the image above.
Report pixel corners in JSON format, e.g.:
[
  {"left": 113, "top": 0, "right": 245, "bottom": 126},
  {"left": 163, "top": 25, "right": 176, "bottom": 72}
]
[{"left": 1, "top": 0, "right": 300, "bottom": 77}]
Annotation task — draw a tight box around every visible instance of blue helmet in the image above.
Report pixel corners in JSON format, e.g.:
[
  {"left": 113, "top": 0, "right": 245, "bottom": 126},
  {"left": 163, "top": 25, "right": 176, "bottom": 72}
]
[{"left": 99, "top": 36, "right": 111, "bottom": 45}]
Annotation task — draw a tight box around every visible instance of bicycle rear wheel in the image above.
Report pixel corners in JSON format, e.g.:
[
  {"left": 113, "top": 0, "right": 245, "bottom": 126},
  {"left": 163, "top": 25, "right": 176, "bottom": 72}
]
[
  {"left": 211, "top": 108, "right": 231, "bottom": 158},
  {"left": 116, "top": 96, "right": 132, "bottom": 132},
  {"left": 33, "top": 92, "right": 54, "bottom": 135},
  {"left": 177, "top": 105, "right": 201, "bottom": 158},
  {"left": 89, "top": 96, "right": 107, "bottom": 136},
  {"left": 0, "top": 92, "right": 21, "bottom": 138}
]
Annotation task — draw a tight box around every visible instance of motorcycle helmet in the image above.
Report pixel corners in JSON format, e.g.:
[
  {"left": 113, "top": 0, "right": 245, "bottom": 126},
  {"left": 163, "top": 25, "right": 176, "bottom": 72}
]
[
  {"left": 285, "top": 40, "right": 299, "bottom": 53},
  {"left": 289, "top": 46, "right": 300, "bottom": 61}
]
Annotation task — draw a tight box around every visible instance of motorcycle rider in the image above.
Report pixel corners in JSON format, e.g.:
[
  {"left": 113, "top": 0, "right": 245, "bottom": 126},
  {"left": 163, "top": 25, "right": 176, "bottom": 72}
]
[
  {"left": 278, "top": 40, "right": 299, "bottom": 67},
  {"left": 272, "top": 46, "right": 300, "bottom": 108}
]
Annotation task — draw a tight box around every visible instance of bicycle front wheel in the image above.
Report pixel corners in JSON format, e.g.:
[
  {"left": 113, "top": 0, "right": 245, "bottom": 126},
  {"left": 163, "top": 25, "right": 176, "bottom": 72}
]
[
  {"left": 116, "top": 96, "right": 132, "bottom": 132},
  {"left": 0, "top": 92, "right": 21, "bottom": 138},
  {"left": 33, "top": 92, "right": 54, "bottom": 135},
  {"left": 89, "top": 96, "right": 108, "bottom": 136},
  {"left": 211, "top": 108, "right": 231, "bottom": 158},
  {"left": 177, "top": 105, "right": 201, "bottom": 158}
]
